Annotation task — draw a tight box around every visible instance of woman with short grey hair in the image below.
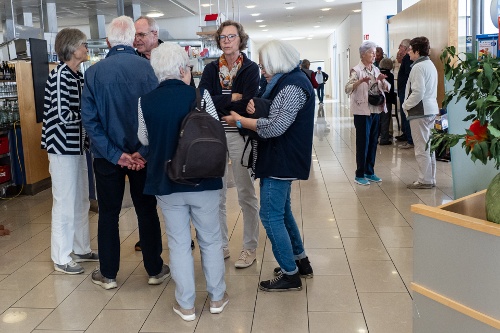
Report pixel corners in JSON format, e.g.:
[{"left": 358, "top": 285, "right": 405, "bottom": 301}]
[
  {"left": 137, "top": 42, "right": 228, "bottom": 321},
  {"left": 345, "top": 41, "right": 390, "bottom": 186},
  {"left": 41, "top": 28, "right": 98, "bottom": 275}
]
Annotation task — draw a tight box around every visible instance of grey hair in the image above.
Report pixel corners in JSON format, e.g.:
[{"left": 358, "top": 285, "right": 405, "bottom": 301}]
[
  {"left": 150, "top": 42, "right": 190, "bottom": 82},
  {"left": 107, "top": 16, "right": 135, "bottom": 47},
  {"left": 379, "top": 58, "right": 393, "bottom": 70},
  {"left": 359, "top": 41, "right": 377, "bottom": 58},
  {"left": 400, "top": 39, "right": 411, "bottom": 48},
  {"left": 54, "top": 28, "right": 87, "bottom": 62},
  {"left": 259, "top": 40, "right": 300, "bottom": 76},
  {"left": 135, "top": 16, "right": 159, "bottom": 32}
]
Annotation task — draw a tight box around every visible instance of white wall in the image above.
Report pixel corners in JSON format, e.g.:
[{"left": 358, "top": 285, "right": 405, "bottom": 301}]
[
  {"left": 362, "top": 0, "right": 397, "bottom": 55},
  {"left": 252, "top": 38, "right": 331, "bottom": 96},
  {"left": 334, "top": 13, "right": 362, "bottom": 108}
]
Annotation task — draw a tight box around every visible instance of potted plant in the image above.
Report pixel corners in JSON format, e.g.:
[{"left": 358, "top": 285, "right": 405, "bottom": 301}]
[{"left": 429, "top": 46, "right": 500, "bottom": 223}]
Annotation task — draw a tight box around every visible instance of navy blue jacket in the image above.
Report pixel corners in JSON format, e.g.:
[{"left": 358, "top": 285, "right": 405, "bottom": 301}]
[
  {"left": 397, "top": 54, "right": 413, "bottom": 95},
  {"left": 199, "top": 52, "right": 259, "bottom": 117},
  {"left": 255, "top": 68, "right": 315, "bottom": 180},
  {"left": 140, "top": 80, "right": 222, "bottom": 196},
  {"left": 81, "top": 45, "right": 158, "bottom": 163}
]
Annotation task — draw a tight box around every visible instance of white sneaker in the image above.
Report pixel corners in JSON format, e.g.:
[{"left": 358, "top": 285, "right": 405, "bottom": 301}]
[
  {"left": 210, "top": 292, "right": 229, "bottom": 314},
  {"left": 234, "top": 249, "right": 256, "bottom": 268},
  {"left": 223, "top": 247, "right": 230, "bottom": 259},
  {"left": 173, "top": 303, "right": 196, "bottom": 321}
]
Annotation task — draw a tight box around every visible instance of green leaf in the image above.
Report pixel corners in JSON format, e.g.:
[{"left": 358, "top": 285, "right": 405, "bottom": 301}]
[{"left": 489, "top": 124, "right": 500, "bottom": 138}]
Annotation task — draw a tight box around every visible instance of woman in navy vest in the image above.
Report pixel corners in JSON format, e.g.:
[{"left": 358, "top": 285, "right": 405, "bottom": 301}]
[
  {"left": 223, "top": 40, "right": 315, "bottom": 292},
  {"left": 138, "top": 42, "right": 228, "bottom": 321}
]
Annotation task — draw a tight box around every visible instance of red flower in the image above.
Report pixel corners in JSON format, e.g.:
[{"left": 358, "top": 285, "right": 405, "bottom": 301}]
[{"left": 465, "top": 120, "right": 489, "bottom": 148}]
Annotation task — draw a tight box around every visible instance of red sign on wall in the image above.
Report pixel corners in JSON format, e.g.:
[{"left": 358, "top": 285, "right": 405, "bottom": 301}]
[{"left": 363, "top": 34, "right": 369, "bottom": 40}]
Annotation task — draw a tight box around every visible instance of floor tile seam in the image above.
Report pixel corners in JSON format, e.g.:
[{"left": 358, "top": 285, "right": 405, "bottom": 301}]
[{"left": 311, "top": 142, "right": 370, "bottom": 332}]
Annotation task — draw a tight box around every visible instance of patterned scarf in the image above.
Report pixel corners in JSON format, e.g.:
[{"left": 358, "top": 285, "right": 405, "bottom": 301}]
[{"left": 219, "top": 53, "right": 243, "bottom": 89}]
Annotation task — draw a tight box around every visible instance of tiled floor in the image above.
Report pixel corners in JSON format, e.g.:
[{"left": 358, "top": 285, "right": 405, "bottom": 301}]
[{"left": 0, "top": 100, "right": 453, "bottom": 333}]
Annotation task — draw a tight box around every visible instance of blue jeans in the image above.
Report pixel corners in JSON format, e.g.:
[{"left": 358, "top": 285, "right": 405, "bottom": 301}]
[
  {"left": 259, "top": 178, "right": 306, "bottom": 275},
  {"left": 316, "top": 83, "right": 325, "bottom": 103},
  {"left": 398, "top": 92, "right": 413, "bottom": 144},
  {"left": 93, "top": 158, "right": 163, "bottom": 279},
  {"left": 354, "top": 113, "right": 380, "bottom": 178}
]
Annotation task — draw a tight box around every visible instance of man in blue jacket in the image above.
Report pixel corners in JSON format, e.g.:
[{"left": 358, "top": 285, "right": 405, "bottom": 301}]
[{"left": 81, "top": 16, "right": 169, "bottom": 290}]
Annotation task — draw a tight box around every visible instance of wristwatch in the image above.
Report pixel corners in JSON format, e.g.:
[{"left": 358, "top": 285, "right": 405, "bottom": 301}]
[{"left": 236, "top": 119, "right": 242, "bottom": 129}]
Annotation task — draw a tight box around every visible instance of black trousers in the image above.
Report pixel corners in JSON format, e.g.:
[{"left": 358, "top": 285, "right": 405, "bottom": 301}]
[{"left": 93, "top": 158, "right": 163, "bottom": 279}]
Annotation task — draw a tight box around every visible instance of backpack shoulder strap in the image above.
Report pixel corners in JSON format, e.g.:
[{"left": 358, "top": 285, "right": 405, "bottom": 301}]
[{"left": 196, "top": 87, "right": 206, "bottom": 112}]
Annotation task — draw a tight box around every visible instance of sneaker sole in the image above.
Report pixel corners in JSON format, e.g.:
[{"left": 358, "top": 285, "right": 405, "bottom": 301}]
[
  {"left": 354, "top": 180, "right": 370, "bottom": 186},
  {"left": 91, "top": 279, "right": 117, "bottom": 290},
  {"left": 148, "top": 272, "right": 171, "bottom": 285},
  {"left": 259, "top": 285, "right": 302, "bottom": 292},
  {"left": 273, "top": 271, "right": 314, "bottom": 279},
  {"left": 173, "top": 307, "right": 196, "bottom": 321},
  {"left": 54, "top": 266, "right": 84, "bottom": 275},
  {"left": 73, "top": 258, "right": 99, "bottom": 263},
  {"left": 210, "top": 299, "right": 229, "bottom": 314}
]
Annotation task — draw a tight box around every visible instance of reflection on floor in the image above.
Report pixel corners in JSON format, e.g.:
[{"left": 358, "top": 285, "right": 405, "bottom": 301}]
[{"left": 0, "top": 100, "right": 453, "bottom": 333}]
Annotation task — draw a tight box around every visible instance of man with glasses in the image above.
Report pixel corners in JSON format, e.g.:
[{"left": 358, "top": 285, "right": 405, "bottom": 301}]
[
  {"left": 134, "top": 16, "right": 161, "bottom": 60},
  {"left": 396, "top": 38, "right": 414, "bottom": 149}
]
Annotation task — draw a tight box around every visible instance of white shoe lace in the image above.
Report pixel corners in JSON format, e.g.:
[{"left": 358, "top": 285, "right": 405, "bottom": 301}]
[
  {"left": 67, "top": 260, "right": 78, "bottom": 267},
  {"left": 238, "top": 250, "right": 249, "bottom": 261}
]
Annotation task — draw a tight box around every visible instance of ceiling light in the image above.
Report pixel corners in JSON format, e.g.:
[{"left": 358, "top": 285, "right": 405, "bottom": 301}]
[
  {"left": 259, "top": 25, "right": 267, "bottom": 27},
  {"left": 251, "top": 13, "right": 261, "bottom": 16},
  {"left": 281, "top": 37, "right": 305, "bottom": 41},
  {"left": 307, "top": 38, "right": 312, "bottom": 40},
  {"left": 313, "top": 25, "right": 320, "bottom": 28},
  {"left": 325, "top": 0, "right": 335, "bottom": 2},
  {"left": 255, "top": 19, "right": 264, "bottom": 22},
  {"left": 286, "top": 6, "right": 295, "bottom": 9},
  {"left": 147, "top": 11, "right": 164, "bottom": 18},
  {"left": 201, "top": 3, "right": 213, "bottom": 7},
  {"left": 246, "top": 5, "right": 256, "bottom": 8},
  {"left": 321, "top": 8, "right": 331, "bottom": 11},
  {"left": 353, "top": 9, "right": 361, "bottom": 12},
  {"left": 262, "top": 29, "right": 269, "bottom": 31},
  {"left": 308, "top": 35, "right": 314, "bottom": 38}
]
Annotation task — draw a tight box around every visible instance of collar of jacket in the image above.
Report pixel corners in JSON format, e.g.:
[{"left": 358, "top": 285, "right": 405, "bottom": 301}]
[
  {"left": 410, "top": 56, "right": 430, "bottom": 67},
  {"left": 158, "top": 79, "right": 188, "bottom": 88},
  {"left": 106, "top": 45, "right": 137, "bottom": 58}
]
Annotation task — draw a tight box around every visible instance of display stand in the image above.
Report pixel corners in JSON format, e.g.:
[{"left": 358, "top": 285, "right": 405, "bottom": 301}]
[{"left": 411, "top": 191, "right": 500, "bottom": 332}]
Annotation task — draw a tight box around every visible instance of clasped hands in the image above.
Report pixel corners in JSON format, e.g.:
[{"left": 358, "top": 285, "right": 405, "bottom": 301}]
[
  {"left": 117, "top": 152, "right": 146, "bottom": 170},
  {"left": 222, "top": 98, "right": 255, "bottom": 127}
]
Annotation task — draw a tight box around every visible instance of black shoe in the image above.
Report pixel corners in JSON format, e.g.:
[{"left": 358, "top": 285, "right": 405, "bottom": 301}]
[
  {"left": 379, "top": 141, "right": 392, "bottom": 145},
  {"left": 135, "top": 241, "right": 141, "bottom": 251},
  {"left": 395, "top": 134, "right": 407, "bottom": 142},
  {"left": 259, "top": 272, "right": 302, "bottom": 292},
  {"left": 191, "top": 240, "right": 195, "bottom": 250},
  {"left": 273, "top": 257, "right": 313, "bottom": 278}
]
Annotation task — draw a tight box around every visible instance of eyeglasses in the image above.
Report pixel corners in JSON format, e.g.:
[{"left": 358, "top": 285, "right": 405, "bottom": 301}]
[
  {"left": 219, "top": 34, "right": 239, "bottom": 42},
  {"left": 135, "top": 31, "right": 154, "bottom": 39},
  {"left": 187, "top": 65, "right": 194, "bottom": 71},
  {"left": 82, "top": 42, "right": 89, "bottom": 49}
]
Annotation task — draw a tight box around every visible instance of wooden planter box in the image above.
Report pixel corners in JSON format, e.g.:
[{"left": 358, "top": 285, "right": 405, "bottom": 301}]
[{"left": 411, "top": 190, "right": 500, "bottom": 332}]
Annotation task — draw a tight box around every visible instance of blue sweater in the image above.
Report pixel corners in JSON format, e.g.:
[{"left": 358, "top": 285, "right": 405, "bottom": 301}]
[
  {"left": 81, "top": 45, "right": 158, "bottom": 164},
  {"left": 255, "top": 68, "right": 315, "bottom": 180},
  {"left": 140, "top": 80, "right": 222, "bottom": 196}
]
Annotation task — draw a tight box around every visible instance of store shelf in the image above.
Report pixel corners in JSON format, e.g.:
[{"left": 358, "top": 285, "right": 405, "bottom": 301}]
[
  {"left": 196, "top": 31, "right": 217, "bottom": 37},
  {"left": 0, "top": 95, "right": 17, "bottom": 99}
]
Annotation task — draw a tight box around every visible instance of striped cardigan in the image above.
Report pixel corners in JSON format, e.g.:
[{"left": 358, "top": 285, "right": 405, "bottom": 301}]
[{"left": 41, "top": 62, "right": 86, "bottom": 155}]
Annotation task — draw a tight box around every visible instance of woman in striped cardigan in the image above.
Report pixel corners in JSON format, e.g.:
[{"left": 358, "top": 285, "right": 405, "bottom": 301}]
[{"left": 41, "top": 28, "right": 98, "bottom": 275}]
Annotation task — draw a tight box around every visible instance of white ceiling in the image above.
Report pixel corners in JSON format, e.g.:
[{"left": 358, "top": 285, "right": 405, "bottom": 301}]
[{"left": 1, "top": 0, "right": 366, "bottom": 42}]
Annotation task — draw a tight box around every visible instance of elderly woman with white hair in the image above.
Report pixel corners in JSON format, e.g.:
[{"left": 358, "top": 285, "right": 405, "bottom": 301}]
[
  {"left": 137, "top": 42, "right": 228, "bottom": 321},
  {"left": 223, "top": 40, "right": 315, "bottom": 292},
  {"left": 345, "top": 41, "right": 390, "bottom": 186}
]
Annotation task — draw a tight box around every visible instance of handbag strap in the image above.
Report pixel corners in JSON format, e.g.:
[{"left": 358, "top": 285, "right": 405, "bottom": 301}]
[{"left": 195, "top": 87, "right": 206, "bottom": 112}]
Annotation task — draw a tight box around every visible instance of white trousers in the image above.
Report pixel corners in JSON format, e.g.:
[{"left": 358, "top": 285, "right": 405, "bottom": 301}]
[
  {"left": 49, "top": 153, "right": 91, "bottom": 265},
  {"left": 409, "top": 116, "right": 437, "bottom": 184},
  {"left": 219, "top": 132, "right": 260, "bottom": 250},
  {"left": 157, "top": 190, "right": 226, "bottom": 309}
]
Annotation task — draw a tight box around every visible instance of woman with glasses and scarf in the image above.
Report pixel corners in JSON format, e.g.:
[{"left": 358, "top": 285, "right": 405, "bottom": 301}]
[
  {"left": 199, "top": 20, "right": 261, "bottom": 269},
  {"left": 223, "top": 40, "right": 315, "bottom": 292},
  {"left": 41, "top": 28, "right": 98, "bottom": 275}
]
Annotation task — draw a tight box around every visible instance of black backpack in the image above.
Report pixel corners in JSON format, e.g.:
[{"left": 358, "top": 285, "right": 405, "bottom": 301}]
[{"left": 166, "top": 88, "right": 227, "bottom": 186}]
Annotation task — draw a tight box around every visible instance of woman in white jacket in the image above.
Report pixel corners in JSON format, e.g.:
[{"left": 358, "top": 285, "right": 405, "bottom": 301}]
[{"left": 402, "top": 36, "right": 439, "bottom": 189}]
